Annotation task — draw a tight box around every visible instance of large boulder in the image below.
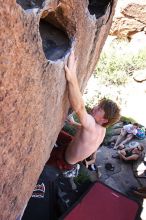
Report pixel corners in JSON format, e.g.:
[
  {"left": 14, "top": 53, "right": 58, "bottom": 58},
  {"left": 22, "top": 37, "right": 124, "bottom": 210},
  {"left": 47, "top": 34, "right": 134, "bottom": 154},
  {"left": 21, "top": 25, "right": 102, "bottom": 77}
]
[
  {"left": 0, "top": 0, "right": 117, "bottom": 219},
  {"left": 110, "top": 0, "right": 146, "bottom": 39}
]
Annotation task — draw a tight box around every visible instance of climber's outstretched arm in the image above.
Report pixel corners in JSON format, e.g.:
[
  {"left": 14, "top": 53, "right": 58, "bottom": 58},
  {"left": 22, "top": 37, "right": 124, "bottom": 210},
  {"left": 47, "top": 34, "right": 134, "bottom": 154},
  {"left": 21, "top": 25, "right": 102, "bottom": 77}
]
[{"left": 65, "top": 51, "right": 94, "bottom": 130}]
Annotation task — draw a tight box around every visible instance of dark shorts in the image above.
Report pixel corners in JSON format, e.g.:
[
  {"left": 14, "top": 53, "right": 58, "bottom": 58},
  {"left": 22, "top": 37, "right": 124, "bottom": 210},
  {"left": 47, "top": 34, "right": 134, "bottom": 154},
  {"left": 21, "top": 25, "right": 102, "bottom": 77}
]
[
  {"left": 47, "top": 144, "right": 76, "bottom": 171},
  {"left": 47, "top": 131, "right": 75, "bottom": 171}
]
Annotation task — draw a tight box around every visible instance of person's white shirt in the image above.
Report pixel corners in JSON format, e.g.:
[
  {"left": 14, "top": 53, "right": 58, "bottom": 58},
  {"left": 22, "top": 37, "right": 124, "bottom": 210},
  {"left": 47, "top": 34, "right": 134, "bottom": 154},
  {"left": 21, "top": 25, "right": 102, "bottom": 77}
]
[{"left": 123, "top": 124, "right": 137, "bottom": 135}]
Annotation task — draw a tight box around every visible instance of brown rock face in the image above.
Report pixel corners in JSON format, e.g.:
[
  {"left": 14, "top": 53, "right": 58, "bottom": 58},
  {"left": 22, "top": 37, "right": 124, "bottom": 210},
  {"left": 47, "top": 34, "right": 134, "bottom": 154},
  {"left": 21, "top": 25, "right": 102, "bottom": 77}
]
[
  {"left": 110, "top": 0, "right": 146, "bottom": 38},
  {"left": 0, "top": 0, "right": 117, "bottom": 219}
]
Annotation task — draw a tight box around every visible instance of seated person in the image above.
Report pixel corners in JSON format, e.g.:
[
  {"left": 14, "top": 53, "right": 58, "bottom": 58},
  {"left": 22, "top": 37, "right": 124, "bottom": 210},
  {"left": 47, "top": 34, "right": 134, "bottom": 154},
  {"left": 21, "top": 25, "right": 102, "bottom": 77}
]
[
  {"left": 118, "top": 144, "right": 144, "bottom": 161},
  {"left": 114, "top": 123, "right": 138, "bottom": 150}
]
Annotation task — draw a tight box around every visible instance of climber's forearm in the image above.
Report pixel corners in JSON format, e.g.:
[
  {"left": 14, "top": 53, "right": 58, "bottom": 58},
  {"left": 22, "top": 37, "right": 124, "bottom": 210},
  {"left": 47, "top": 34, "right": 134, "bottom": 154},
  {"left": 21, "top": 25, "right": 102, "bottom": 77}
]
[{"left": 65, "top": 51, "right": 91, "bottom": 128}]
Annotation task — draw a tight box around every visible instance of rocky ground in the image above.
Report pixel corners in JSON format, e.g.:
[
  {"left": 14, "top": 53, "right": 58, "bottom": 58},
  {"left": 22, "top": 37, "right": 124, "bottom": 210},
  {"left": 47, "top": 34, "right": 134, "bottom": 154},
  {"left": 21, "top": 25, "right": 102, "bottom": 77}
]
[{"left": 95, "top": 122, "right": 146, "bottom": 220}]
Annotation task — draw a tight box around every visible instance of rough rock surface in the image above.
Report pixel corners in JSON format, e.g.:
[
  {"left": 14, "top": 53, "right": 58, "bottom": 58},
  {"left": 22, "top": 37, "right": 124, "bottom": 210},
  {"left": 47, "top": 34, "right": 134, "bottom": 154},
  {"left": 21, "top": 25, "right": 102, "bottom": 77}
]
[
  {"left": 0, "top": 0, "right": 117, "bottom": 219},
  {"left": 110, "top": 0, "right": 146, "bottom": 39}
]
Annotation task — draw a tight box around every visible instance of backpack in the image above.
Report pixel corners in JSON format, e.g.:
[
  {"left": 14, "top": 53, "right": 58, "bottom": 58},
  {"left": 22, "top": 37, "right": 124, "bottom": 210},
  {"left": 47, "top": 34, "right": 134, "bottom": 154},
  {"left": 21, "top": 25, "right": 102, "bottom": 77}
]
[{"left": 136, "top": 127, "right": 145, "bottom": 140}]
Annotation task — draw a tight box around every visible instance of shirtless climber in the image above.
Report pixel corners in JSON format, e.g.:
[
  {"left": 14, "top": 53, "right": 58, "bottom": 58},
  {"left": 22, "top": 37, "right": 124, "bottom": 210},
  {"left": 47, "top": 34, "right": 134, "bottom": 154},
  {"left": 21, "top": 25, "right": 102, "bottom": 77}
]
[
  {"left": 48, "top": 51, "right": 120, "bottom": 175},
  {"left": 64, "top": 51, "right": 120, "bottom": 165}
]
